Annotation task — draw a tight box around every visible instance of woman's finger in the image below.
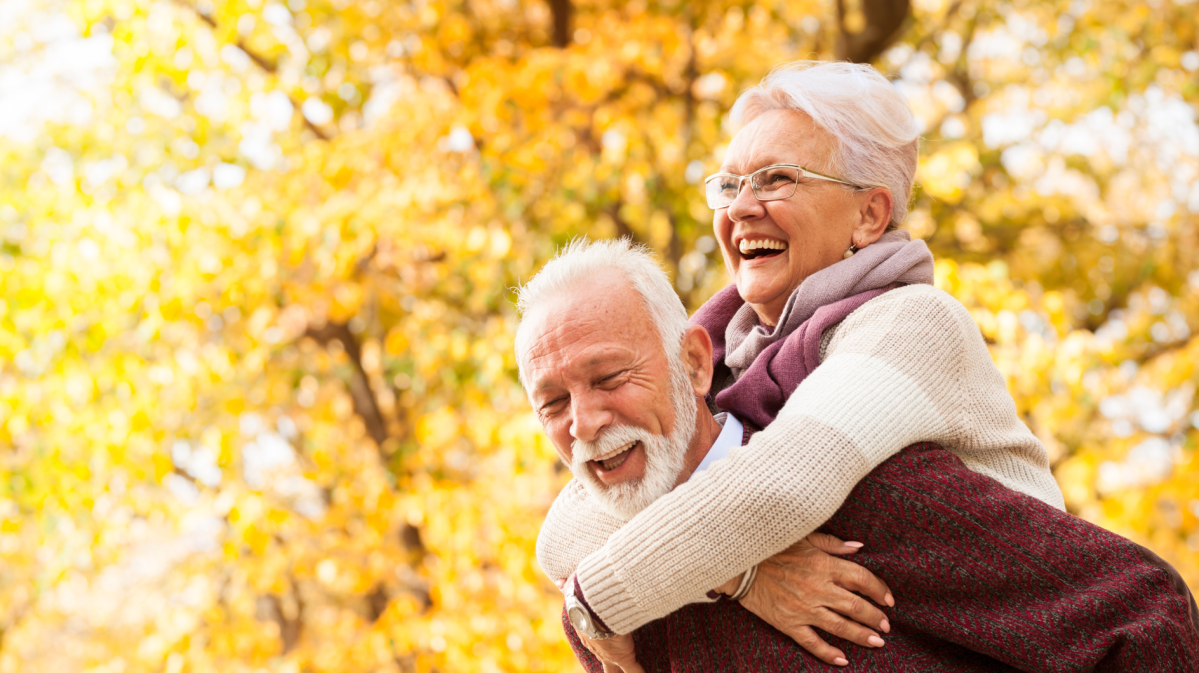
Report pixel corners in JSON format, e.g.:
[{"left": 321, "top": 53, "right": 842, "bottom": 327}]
[
  {"left": 581, "top": 634, "right": 643, "bottom": 673},
  {"left": 601, "top": 660, "right": 646, "bottom": 673},
  {"left": 822, "top": 583, "right": 891, "bottom": 633},
  {"left": 785, "top": 624, "right": 850, "bottom": 667},
  {"left": 806, "top": 532, "right": 864, "bottom": 555},
  {"left": 813, "top": 606, "right": 887, "bottom": 649},
  {"left": 831, "top": 556, "right": 895, "bottom": 608}
]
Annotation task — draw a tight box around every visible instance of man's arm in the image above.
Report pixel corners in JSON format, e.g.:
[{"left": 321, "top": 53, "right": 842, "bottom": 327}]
[{"left": 573, "top": 286, "right": 1060, "bottom": 634}]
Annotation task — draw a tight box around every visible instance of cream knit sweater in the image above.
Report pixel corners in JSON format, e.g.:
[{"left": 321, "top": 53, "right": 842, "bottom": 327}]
[{"left": 535, "top": 284, "right": 1065, "bottom": 635}]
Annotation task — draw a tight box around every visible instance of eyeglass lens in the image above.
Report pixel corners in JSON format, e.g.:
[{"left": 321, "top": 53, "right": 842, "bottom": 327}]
[{"left": 705, "top": 166, "right": 800, "bottom": 208}]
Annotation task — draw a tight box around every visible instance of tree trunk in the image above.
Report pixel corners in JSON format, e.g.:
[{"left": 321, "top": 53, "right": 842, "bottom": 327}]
[
  {"left": 836, "top": 0, "right": 912, "bottom": 63},
  {"left": 548, "top": 0, "right": 573, "bottom": 47}
]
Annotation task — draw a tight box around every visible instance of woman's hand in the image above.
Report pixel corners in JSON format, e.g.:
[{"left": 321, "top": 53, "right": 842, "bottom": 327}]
[
  {"left": 733, "top": 532, "right": 895, "bottom": 667},
  {"left": 575, "top": 632, "right": 644, "bottom": 673}
]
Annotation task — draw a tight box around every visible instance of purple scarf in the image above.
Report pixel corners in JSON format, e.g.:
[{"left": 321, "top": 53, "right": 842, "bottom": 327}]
[{"left": 691, "top": 230, "right": 934, "bottom": 429}]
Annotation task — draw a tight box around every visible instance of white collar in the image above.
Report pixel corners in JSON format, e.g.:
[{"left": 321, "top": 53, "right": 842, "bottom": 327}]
[{"left": 690, "top": 412, "right": 743, "bottom": 480}]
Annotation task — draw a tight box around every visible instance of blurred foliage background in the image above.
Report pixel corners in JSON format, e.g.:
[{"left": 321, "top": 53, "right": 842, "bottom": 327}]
[{"left": 2, "top": 0, "right": 1199, "bottom": 670}]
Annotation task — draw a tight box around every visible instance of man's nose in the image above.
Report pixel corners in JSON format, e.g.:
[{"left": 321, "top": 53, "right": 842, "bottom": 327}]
[
  {"left": 569, "top": 394, "right": 612, "bottom": 443},
  {"left": 726, "top": 179, "right": 764, "bottom": 223}
]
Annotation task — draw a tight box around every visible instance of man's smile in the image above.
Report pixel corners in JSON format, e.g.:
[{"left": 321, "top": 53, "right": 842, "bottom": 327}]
[{"left": 590, "top": 441, "right": 645, "bottom": 483}]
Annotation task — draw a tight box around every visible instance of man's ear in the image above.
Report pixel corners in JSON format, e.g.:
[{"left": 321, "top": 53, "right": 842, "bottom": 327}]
[
  {"left": 680, "top": 324, "right": 714, "bottom": 397},
  {"left": 855, "top": 187, "right": 893, "bottom": 246}
]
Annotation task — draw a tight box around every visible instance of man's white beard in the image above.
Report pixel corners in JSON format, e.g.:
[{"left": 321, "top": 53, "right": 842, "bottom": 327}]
[{"left": 569, "top": 358, "right": 698, "bottom": 521}]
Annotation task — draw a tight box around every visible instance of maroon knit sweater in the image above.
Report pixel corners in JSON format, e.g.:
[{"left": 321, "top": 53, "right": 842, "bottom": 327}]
[
  {"left": 565, "top": 441, "right": 1199, "bottom": 672},
  {"left": 563, "top": 285, "right": 1198, "bottom": 669}
]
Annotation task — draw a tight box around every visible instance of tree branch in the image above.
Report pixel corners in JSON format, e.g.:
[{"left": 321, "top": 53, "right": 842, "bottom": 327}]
[
  {"left": 604, "top": 203, "right": 645, "bottom": 246},
  {"left": 263, "top": 578, "right": 304, "bottom": 654},
  {"left": 366, "top": 583, "right": 390, "bottom": 622},
  {"left": 173, "top": 0, "right": 330, "bottom": 140},
  {"left": 917, "top": 14, "right": 982, "bottom": 140},
  {"left": 236, "top": 38, "right": 278, "bottom": 73},
  {"left": 904, "top": 0, "right": 965, "bottom": 56},
  {"left": 837, "top": 0, "right": 912, "bottom": 63},
  {"left": 304, "top": 322, "right": 390, "bottom": 447},
  {"left": 0, "top": 596, "right": 31, "bottom": 655}
]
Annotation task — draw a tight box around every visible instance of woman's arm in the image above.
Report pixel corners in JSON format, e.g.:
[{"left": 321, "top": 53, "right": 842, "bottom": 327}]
[
  {"left": 542, "top": 478, "right": 896, "bottom": 666},
  {"left": 574, "top": 284, "right": 1060, "bottom": 634},
  {"left": 536, "top": 480, "right": 624, "bottom": 585}
]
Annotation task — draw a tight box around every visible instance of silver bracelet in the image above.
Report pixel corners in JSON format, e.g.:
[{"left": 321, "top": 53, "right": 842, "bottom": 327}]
[{"left": 728, "top": 564, "right": 758, "bottom": 601}]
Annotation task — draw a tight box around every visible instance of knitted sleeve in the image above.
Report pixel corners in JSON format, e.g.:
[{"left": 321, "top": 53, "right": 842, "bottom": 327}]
[
  {"left": 536, "top": 480, "right": 624, "bottom": 584},
  {"left": 574, "top": 284, "right": 1064, "bottom": 634}
]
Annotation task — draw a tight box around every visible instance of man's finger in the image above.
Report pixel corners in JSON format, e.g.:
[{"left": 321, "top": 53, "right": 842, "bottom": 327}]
[
  {"left": 786, "top": 624, "right": 849, "bottom": 667},
  {"left": 832, "top": 557, "right": 894, "bottom": 609},
  {"left": 806, "top": 532, "right": 864, "bottom": 555}
]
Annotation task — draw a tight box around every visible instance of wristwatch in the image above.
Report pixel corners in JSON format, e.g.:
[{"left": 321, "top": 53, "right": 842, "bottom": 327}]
[{"left": 564, "top": 577, "right": 615, "bottom": 640}]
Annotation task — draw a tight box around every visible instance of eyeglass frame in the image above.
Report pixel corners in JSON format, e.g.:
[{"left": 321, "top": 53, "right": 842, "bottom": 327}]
[{"left": 703, "top": 163, "right": 866, "bottom": 210}]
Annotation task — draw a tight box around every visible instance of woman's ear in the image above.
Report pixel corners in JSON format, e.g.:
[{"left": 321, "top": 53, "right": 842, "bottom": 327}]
[
  {"left": 680, "top": 325, "right": 714, "bottom": 397},
  {"left": 855, "top": 187, "right": 893, "bottom": 246}
]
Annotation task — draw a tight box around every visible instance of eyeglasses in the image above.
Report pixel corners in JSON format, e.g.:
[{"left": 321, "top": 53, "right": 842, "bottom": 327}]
[{"left": 703, "top": 164, "right": 861, "bottom": 209}]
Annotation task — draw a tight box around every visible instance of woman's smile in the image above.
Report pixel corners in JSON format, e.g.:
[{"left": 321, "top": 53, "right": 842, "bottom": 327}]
[{"left": 737, "top": 237, "right": 790, "bottom": 261}]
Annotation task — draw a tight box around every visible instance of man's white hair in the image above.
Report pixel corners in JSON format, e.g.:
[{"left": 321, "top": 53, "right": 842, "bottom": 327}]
[
  {"left": 730, "top": 60, "right": 920, "bottom": 227},
  {"left": 514, "top": 237, "right": 690, "bottom": 390},
  {"left": 515, "top": 238, "right": 697, "bottom": 520}
]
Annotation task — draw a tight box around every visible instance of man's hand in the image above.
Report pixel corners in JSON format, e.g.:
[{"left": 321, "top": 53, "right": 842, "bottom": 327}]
[
  {"left": 732, "top": 533, "right": 895, "bottom": 667},
  {"left": 575, "top": 632, "right": 644, "bottom": 673}
]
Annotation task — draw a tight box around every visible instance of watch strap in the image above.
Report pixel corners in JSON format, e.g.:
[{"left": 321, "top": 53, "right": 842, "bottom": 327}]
[{"left": 569, "top": 576, "right": 615, "bottom": 638}]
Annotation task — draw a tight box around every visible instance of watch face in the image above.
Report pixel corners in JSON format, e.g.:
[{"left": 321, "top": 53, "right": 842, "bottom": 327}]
[{"left": 567, "top": 606, "right": 589, "bottom": 632}]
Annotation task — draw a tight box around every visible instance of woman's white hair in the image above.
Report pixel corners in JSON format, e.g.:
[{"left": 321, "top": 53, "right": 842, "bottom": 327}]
[
  {"left": 514, "top": 237, "right": 690, "bottom": 391},
  {"left": 730, "top": 60, "right": 920, "bottom": 227}
]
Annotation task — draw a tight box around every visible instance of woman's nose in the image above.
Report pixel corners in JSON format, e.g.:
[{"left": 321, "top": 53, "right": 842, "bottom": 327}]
[{"left": 726, "top": 180, "right": 765, "bottom": 222}]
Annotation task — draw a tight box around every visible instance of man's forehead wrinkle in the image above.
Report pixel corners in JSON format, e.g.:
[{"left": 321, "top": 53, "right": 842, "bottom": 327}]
[
  {"left": 524, "top": 316, "right": 606, "bottom": 364},
  {"left": 573, "top": 344, "right": 642, "bottom": 371},
  {"left": 542, "top": 271, "right": 638, "bottom": 319},
  {"left": 557, "top": 272, "right": 649, "bottom": 328},
  {"left": 525, "top": 329, "right": 632, "bottom": 367},
  {"left": 521, "top": 276, "right": 654, "bottom": 393}
]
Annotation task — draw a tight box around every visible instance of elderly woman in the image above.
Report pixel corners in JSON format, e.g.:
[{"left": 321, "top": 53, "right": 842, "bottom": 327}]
[{"left": 535, "top": 61, "right": 1072, "bottom": 667}]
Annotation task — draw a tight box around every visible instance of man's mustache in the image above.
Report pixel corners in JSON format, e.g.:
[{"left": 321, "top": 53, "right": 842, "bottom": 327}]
[{"left": 572, "top": 425, "right": 656, "bottom": 463}]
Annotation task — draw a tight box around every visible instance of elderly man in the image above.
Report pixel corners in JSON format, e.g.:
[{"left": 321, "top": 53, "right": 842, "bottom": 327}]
[{"left": 516, "top": 238, "right": 1199, "bottom": 672}]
